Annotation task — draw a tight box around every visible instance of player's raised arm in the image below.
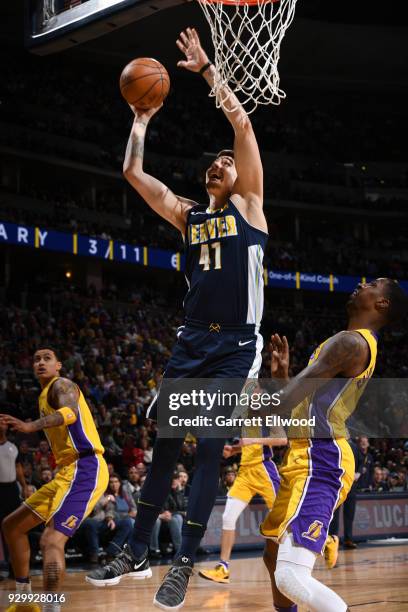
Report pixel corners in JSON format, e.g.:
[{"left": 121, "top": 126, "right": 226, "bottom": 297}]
[
  {"left": 123, "top": 106, "right": 195, "bottom": 233},
  {"left": 177, "top": 28, "right": 264, "bottom": 218}
]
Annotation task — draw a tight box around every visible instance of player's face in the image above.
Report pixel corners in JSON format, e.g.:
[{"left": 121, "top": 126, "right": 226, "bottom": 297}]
[
  {"left": 33, "top": 349, "right": 62, "bottom": 381},
  {"left": 347, "top": 278, "right": 389, "bottom": 313},
  {"left": 205, "top": 156, "right": 237, "bottom": 200}
]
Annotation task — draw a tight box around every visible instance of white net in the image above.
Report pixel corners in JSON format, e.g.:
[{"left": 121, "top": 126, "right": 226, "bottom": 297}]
[{"left": 196, "top": 0, "right": 298, "bottom": 114}]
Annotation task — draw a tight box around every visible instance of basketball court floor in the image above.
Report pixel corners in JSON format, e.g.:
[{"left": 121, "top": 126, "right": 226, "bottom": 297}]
[{"left": 2, "top": 541, "right": 407, "bottom": 611}]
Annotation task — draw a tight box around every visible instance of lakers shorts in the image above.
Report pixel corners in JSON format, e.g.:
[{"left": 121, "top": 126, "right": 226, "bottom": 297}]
[
  {"left": 228, "top": 460, "right": 280, "bottom": 509},
  {"left": 24, "top": 453, "right": 108, "bottom": 537},
  {"left": 260, "top": 439, "right": 354, "bottom": 554}
]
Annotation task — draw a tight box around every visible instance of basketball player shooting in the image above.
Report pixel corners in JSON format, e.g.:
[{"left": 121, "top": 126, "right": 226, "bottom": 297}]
[
  {"left": 86, "top": 27, "right": 267, "bottom": 610},
  {"left": 261, "top": 279, "right": 408, "bottom": 612}
]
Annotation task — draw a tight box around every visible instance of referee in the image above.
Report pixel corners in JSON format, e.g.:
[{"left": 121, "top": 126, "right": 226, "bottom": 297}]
[{"left": 0, "top": 422, "right": 28, "bottom": 568}]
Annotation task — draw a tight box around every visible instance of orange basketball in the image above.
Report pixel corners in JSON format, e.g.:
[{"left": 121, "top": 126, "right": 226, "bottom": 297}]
[{"left": 119, "top": 58, "right": 170, "bottom": 110}]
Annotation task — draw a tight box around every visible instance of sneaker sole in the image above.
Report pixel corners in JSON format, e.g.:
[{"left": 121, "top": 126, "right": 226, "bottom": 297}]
[
  {"left": 198, "top": 570, "right": 229, "bottom": 584},
  {"left": 85, "top": 568, "right": 152, "bottom": 587},
  {"left": 153, "top": 594, "right": 186, "bottom": 610}
]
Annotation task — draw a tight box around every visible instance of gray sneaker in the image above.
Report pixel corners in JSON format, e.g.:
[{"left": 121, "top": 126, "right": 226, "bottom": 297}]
[
  {"left": 153, "top": 556, "right": 193, "bottom": 610},
  {"left": 85, "top": 544, "right": 151, "bottom": 587}
]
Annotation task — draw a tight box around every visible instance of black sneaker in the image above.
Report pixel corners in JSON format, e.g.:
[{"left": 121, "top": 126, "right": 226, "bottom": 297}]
[
  {"left": 85, "top": 544, "right": 152, "bottom": 587},
  {"left": 153, "top": 556, "right": 193, "bottom": 610}
]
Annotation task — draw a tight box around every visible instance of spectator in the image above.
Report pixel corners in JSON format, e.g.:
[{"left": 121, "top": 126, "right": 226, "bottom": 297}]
[
  {"left": 150, "top": 473, "right": 186, "bottom": 558},
  {"left": 34, "top": 439, "right": 56, "bottom": 470},
  {"left": 178, "top": 469, "right": 190, "bottom": 497},
  {"left": 388, "top": 470, "right": 406, "bottom": 492},
  {"left": 81, "top": 490, "right": 134, "bottom": 564},
  {"left": 38, "top": 468, "right": 53, "bottom": 485},
  {"left": 218, "top": 467, "right": 237, "bottom": 496},
  {"left": 356, "top": 436, "right": 374, "bottom": 492},
  {"left": 18, "top": 440, "right": 34, "bottom": 467},
  {"left": 123, "top": 465, "right": 142, "bottom": 505},
  {"left": 106, "top": 473, "right": 137, "bottom": 520},
  {"left": 122, "top": 435, "right": 144, "bottom": 468},
  {"left": 372, "top": 466, "right": 389, "bottom": 492}
]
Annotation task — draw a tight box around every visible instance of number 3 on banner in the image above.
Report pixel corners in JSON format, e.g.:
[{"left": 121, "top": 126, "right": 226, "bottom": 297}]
[{"left": 199, "top": 241, "right": 222, "bottom": 271}]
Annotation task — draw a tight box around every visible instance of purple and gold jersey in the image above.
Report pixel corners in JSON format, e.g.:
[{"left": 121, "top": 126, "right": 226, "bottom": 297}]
[
  {"left": 260, "top": 329, "right": 378, "bottom": 554},
  {"left": 39, "top": 376, "right": 104, "bottom": 466},
  {"left": 24, "top": 376, "right": 108, "bottom": 536},
  {"left": 288, "top": 328, "right": 378, "bottom": 440}
]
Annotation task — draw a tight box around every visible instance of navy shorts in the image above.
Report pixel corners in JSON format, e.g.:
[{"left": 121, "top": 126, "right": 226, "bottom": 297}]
[{"left": 147, "top": 320, "right": 263, "bottom": 421}]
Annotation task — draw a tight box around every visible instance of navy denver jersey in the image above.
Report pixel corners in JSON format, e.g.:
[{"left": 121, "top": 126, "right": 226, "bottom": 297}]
[{"left": 183, "top": 200, "right": 268, "bottom": 329}]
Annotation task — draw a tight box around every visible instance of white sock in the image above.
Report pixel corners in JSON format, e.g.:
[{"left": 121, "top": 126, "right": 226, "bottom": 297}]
[
  {"left": 16, "top": 581, "right": 32, "bottom": 592},
  {"left": 42, "top": 604, "right": 61, "bottom": 612}
]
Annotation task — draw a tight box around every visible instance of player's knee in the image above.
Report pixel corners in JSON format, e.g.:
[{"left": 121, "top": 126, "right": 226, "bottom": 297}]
[
  {"left": 40, "top": 529, "right": 64, "bottom": 552},
  {"left": 1, "top": 513, "right": 15, "bottom": 537},
  {"left": 274, "top": 563, "right": 311, "bottom": 606},
  {"left": 222, "top": 510, "right": 238, "bottom": 531}
]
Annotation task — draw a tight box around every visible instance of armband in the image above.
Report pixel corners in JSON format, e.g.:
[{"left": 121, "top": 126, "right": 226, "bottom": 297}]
[
  {"left": 199, "top": 61, "right": 213, "bottom": 76},
  {"left": 57, "top": 407, "right": 77, "bottom": 426}
]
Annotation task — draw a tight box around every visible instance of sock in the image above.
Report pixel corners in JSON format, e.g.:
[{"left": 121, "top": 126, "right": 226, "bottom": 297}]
[
  {"left": 16, "top": 579, "right": 31, "bottom": 593},
  {"left": 219, "top": 560, "right": 229, "bottom": 570},
  {"left": 42, "top": 604, "right": 61, "bottom": 612}
]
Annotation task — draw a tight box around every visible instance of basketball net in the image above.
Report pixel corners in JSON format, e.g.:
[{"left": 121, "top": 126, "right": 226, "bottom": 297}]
[{"left": 196, "top": 0, "right": 298, "bottom": 114}]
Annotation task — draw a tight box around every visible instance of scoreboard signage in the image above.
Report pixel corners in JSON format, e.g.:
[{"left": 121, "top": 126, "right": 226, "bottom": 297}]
[{"left": 1, "top": 221, "right": 407, "bottom": 294}]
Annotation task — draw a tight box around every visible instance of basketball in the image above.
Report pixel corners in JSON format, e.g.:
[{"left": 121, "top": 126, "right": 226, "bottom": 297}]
[{"left": 119, "top": 58, "right": 170, "bottom": 109}]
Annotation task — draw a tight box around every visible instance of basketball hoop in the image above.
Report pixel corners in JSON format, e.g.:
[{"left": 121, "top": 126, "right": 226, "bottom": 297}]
[{"left": 196, "top": 0, "right": 298, "bottom": 114}]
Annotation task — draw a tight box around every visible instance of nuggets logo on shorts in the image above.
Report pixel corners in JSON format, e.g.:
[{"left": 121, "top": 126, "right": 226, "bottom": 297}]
[
  {"left": 61, "top": 514, "right": 79, "bottom": 530},
  {"left": 302, "top": 520, "right": 324, "bottom": 542}
]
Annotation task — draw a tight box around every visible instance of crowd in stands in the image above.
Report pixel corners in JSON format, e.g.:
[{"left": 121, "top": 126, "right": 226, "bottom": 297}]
[
  {"left": 1, "top": 182, "right": 407, "bottom": 279},
  {"left": 2, "top": 57, "right": 408, "bottom": 164},
  {"left": 0, "top": 283, "right": 407, "bottom": 563}
]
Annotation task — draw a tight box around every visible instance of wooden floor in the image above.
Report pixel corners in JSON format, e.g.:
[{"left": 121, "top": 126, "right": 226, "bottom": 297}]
[{"left": 1, "top": 543, "right": 408, "bottom": 611}]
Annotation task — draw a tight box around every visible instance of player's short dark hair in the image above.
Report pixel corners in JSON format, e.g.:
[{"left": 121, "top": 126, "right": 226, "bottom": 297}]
[
  {"left": 383, "top": 279, "right": 408, "bottom": 324},
  {"left": 34, "top": 346, "right": 61, "bottom": 361},
  {"left": 216, "top": 149, "right": 234, "bottom": 160}
]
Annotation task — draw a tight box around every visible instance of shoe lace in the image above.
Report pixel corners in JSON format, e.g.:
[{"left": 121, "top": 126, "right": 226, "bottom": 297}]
[{"left": 158, "top": 566, "right": 192, "bottom": 601}]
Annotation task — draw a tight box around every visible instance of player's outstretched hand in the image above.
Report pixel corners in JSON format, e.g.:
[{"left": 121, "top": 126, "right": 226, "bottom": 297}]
[
  {"left": 0, "top": 414, "right": 34, "bottom": 433},
  {"left": 270, "top": 333, "right": 289, "bottom": 380},
  {"left": 176, "top": 27, "right": 209, "bottom": 73},
  {"left": 129, "top": 103, "right": 163, "bottom": 124}
]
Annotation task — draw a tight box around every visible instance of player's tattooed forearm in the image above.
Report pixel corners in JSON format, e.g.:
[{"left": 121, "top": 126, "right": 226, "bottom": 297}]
[
  {"left": 130, "top": 133, "right": 145, "bottom": 159},
  {"left": 38, "top": 412, "right": 65, "bottom": 430}
]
